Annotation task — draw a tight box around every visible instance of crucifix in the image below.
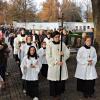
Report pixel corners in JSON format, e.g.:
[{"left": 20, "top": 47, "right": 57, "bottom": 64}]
[{"left": 58, "top": 12, "right": 64, "bottom": 81}]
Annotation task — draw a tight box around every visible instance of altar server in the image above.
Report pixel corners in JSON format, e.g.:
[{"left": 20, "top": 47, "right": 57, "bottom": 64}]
[
  {"left": 20, "top": 46, "right": 41, "bottom": 100},
  {"left": 75, "top": 36, "right": 98, "bottom": 98},
  {"left": 19, "top": 35, "right": 36, "bottom": 62},
  {"left": 37, "top": 41, "right": 48, "bottom": 78},
  {"left": 46, "top": 31, "right": 70, "bottom": 100}
]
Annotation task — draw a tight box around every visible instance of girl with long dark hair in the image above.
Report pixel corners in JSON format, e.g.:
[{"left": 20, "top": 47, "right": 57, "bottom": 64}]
[{"left": 20, "top": 46, "right": 41, "bottom": 100}]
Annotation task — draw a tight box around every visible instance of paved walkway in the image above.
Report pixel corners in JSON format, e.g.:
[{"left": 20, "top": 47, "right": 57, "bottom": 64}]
[{"left": 0, "top": 51, "right": 100, "bottom": 100}]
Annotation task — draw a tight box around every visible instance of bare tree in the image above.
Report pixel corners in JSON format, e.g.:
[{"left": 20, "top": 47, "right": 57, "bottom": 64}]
[
  {"left": 38, "top": 0, "right": 60, "bottom": 22},
  {"left": 0, "top": 1, "right": 8, "bottom": 24},
  {"left": 91, "top": 0, "right": 100, "bottom": 44},
  {"left": 61, "top": 0, "right": 82, "bottom": 22},
  {"left": 8, "top": 0, "right": 37, "bottom": 22}
]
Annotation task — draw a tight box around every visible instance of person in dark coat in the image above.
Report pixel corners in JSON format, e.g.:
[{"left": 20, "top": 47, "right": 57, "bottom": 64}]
[
  {"left": 38, "top": 30, "right": 46, "bottom": 48},
  {"left": 0, "top": 37, "right": 10, "bottom": 88},
  {"left": 62, "top": 29, "right": 69, "bottom": 46}
]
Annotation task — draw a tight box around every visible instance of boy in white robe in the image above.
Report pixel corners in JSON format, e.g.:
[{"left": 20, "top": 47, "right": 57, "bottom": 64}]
[
  {"left": 75, "top": 36, "right": 98, "bottom": 98},
  {"left": 37, "top": 41, "right": 48, "bottom": 78}
]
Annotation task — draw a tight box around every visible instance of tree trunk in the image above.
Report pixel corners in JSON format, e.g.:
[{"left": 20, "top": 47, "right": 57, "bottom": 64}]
[{"left": 91, "top": 0, "right": 100, "bottom": 44}]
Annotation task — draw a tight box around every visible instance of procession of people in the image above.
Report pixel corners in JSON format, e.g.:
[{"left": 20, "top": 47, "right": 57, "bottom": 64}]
[{"left": 0, "top": 26, "right": 98, "bottom": 100}]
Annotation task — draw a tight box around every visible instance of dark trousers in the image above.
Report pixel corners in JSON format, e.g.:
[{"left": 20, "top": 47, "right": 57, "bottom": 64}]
[
  {"left": 22, "top": 79, "right": 26, "bottom": 90},
  {"left": 49, "top": 80, "right": 65, "bottom": 97},
  {"left": 77, "top": 79, "right": 95, "bottom": 96},
  {"left": 0, "top": 64, "right": 6, "bottom": 81},
  {"left": 40, "top": 64, "right": 48, "bottom": 78},
  {"left": 26, "top": 80, "right": 39, "bottom": 98},
  {"left": 14, "top": 54, "right": 20, "bottom": 62}
]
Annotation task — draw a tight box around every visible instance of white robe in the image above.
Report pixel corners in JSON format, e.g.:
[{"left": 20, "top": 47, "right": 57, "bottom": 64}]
[
  {"left": 13, "top": 37, "right": 19, "bottom": 55},
  {"left": 32, "top": 35, "right": 36, "bottom": 43},
  {"left": 20, "top": 56, "right": 41, "bottom": 80},
  {"left": 46, "top": 42, "right": 70, "bottom": 81},
  {"left": 18, "top": 43, "right": 36, "bottom": 62},
  {"left": 14, "top": 35, "right": 26, "bottom": 55},
  {"left": 75, "top": 46, "right": 98, "bottom": 80},
  {"left": 43, "top": 37, "right": 52, "bottom": 46},
  {"left": 37, "top": 48, "right": 47, "bottom": 64},
  {"left": 17, "top": 34, "right": 26, "bottom": 42},
  {"left": 18, "top": 42, "right": 25, "bottom": 62}
]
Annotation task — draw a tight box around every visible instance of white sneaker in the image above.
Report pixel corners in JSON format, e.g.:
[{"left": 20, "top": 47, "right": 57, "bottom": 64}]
[
  {"left": 33, "top": 97, "right": 39, "bottom": 100},
  {"left": 23, "top": 89, "right": 26, "bottom": 94}
]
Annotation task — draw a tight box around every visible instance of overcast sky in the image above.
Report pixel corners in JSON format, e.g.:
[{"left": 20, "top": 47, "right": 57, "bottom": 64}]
[
  {"left": 5, "top": 0, "right": 91, "bottom": 11},
  {"left": 34, "top": 0, "right": 91, "bottom": 11},
  {"left": 33, "top": 0, "right": 62, "bottom": 11}
]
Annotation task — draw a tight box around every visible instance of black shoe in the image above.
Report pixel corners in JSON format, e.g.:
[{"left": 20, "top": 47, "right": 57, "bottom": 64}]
[
  {"left": 89, "top": 94, "right": 96, "bottom": 98},
  {"left": 83, "top": 94, "right": 89, "bottom": 98}
]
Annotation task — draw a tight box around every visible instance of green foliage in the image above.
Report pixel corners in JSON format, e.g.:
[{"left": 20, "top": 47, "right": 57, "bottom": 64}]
[{"left": 69, "top": 32, "right": 82, "bottom": 38}]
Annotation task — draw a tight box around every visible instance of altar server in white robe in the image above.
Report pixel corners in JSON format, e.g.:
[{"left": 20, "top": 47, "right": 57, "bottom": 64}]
[
  {"left": 19, "top": 35, "right": 36, "bottom": 94},
  {"left": 43, "top": 31, "right": 52, "bottom": 46},
  {"left": 20, "top": 46, "right": 41, "bottom": 100},
  {"left": 19, "top": 35, "right": 36, "bottom": 62},
  {"left": 14, "top": 29, "right": 26, "bottom": 63},
  {"left": 37, "top": 41, "right": 48, "bottom": 78},
  {"left": 14, "top": 35, "right": 20, "bottom": 63},
  {"left": 17, "top": 28, "right": 27, "bottom": 43},
  {"left": 46, "top": 31, "right": 70, "bottom": 100},
  {"left": 75, "top": 36, "right": 98, "bottom": 98}
]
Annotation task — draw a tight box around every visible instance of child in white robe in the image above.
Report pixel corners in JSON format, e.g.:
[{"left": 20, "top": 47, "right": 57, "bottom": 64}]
[
  {"left": 20, "top": 46, "right": 41, "bottom": 100},
  {"left": 37, "top": 41, "right": 48, "bottom": 78},
  {"left": 75, "top": 36, "right": 98, "bottom": 98}
]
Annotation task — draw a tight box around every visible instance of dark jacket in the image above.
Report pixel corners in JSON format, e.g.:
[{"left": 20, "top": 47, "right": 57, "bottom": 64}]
[{"left": 0, "top": 41, "right": 9, "bottom": 65}]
